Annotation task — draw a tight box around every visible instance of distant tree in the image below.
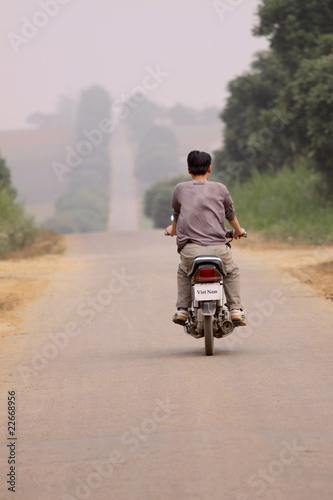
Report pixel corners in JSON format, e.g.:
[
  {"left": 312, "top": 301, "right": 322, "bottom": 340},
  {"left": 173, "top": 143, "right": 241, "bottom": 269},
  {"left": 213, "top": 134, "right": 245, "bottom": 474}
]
[
  {"left": 0, "top": 187, "right": 37, "bottom": 254},
  {"left": 44, "top": 207, "right": 108, "bottom": 234},
  {"left": 214, "top": 0, "right": 333, "bottom": 195},
  {"left": 68, "top": 157, "right": 110, "bottom": 191},
  {"left": 197, "top": 106, "right": 220, "bottom": 124},
  {"left": 45, "top": 187, "right": 109, "bottom": 234},
  {"left": 168, "top": 104, "right": 220, "bottom": 126},
  {"left": 253, "top": 0, "right": 333, "bottom": 193},
  {"left": 0, "top": 154, "right": 37, "bottom": 254},
  {"left": 56, "top": 95, "right": 77, "bottom": 127},
  {"left": 254, "top": 0, "right": 333, "bottom": 71},
  {"left": 290, "top": 54, "right": 333, "bottom": 192},
  {"left": 124, "top": 99, "right": 160, "bottom": 140},
  {"left": 27, "top": 94, "right": 77, "bottom": 129},
  {"left": 48, "top": 85, "right": 113, "bottom": 233},
  {"left": 55, "top": 187, "right": 108, "bottom": 217},
  {"left": 136, "top": 126, "right": 181, "bottom": 183},
  {"left": 76, "top": 85, "right": 112, "bottom": 140},
  {"left": 139, "top": 126, "right": 178, "bottom": 150},
  {"left": 0, "top": 154, "right": 15, "bottom": 194},
  {"left": 69, "top": 169, "right": 105, "bottom": 191},
  {"left": 214, "top": 51, "right": 290, "bottom": 180},
  {"left": 169, "top": 104, "right": 196, "bottom": 125}
]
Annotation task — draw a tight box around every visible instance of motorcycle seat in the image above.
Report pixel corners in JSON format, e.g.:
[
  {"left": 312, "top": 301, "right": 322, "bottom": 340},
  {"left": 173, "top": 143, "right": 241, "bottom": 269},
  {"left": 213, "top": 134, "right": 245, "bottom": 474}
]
[{"left": 187, "top": 255, "right": 227, "bottom": 277}]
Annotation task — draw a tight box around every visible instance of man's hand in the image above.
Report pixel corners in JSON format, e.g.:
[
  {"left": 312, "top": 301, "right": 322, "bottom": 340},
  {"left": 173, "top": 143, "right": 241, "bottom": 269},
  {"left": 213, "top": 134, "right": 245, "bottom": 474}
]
[
  {"left": 228, "top": 216, "right": 246, "bottom": 240},
  {"left": 165, "top": 224, "right": 177, "bottom": 236},
  {"left": 233, "top": 228, "right": 246, "bottom": 240}
]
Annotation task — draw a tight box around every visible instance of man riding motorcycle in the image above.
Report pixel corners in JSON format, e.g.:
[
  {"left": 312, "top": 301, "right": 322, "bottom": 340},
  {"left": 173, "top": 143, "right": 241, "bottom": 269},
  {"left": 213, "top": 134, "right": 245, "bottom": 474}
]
[{"left": 165, "top": 150, "right": 247, "bottom": 327}]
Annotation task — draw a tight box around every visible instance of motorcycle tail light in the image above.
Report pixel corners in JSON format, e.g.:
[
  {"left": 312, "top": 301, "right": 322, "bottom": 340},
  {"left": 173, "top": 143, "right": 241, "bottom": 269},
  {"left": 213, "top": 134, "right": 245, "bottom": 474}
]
[{"left": 193, "top": 268, "right": 222, "bottom": 283}]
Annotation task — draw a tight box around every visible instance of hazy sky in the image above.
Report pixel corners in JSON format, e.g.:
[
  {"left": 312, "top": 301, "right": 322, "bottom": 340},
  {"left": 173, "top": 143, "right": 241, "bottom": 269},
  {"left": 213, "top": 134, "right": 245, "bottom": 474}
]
[{"left": 1, "top": 0, "right": 268, "bottom": 130}]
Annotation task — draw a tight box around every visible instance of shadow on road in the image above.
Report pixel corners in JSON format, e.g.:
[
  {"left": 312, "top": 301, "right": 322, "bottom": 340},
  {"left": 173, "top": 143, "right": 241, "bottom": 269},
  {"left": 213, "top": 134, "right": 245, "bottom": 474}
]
[
  {"left": 94, "top": 345, "right": 251, "bottom": 360},
  {"left": 139, "top": 347, "right": 246, "bottom": 359}
]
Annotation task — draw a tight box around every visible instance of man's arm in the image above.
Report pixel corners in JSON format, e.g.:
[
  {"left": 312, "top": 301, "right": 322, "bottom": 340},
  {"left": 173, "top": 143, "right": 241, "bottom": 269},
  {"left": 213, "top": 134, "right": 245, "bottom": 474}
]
[
  {"left": 165, "top": 218, "right": 177, "bottom": 236},
  {"left": 166, "top": 185, "right": 180, "bottom": 236},
  {"left": 228, "top": 216, "right": 245, "bottom": 239}
]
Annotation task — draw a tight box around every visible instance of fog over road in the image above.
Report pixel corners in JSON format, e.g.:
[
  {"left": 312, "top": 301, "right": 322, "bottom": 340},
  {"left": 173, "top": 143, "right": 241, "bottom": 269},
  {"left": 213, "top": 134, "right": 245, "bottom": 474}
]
[
  {"left": 0, "top": 228, "right": 333, "bottom": 499},
  {"left": 108, "top": 124, "right": 138, "bottom": 232}
]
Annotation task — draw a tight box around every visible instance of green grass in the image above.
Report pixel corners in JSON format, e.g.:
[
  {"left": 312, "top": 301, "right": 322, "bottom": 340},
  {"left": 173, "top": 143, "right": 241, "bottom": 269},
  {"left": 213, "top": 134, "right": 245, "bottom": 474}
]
[{"left": 229, "top": 161, "right": 333, "bottom": 244}]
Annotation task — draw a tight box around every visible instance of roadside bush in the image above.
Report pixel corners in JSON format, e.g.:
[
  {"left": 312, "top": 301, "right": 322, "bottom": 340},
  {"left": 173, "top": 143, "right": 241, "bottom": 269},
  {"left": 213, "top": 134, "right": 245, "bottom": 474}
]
[
  {"left": 45, "top": 188, "right": 109, "bottom": 234},
  {"left": 144, "top": 175, "right": 187, "bottom": 228},
  {"left": 144, "top": 160, "right": 333, "bottom": 243},
  {"left": 0, "top": 156, "right": 16, "bottom": 196},
  {"left": 44, "top": 208, "right": 108, "bottom": 234},
  {"left": 69, "top": 169, "right": 105, "bottom": 191},
  {"left": 55, "top": 187, "right": 108, "bottom": 212},
  {"left": 0, "top": 187, "right": 37, "bottom": 255},
  {"left": 230, "top": 159, "right": 333, "bottom": 244}
]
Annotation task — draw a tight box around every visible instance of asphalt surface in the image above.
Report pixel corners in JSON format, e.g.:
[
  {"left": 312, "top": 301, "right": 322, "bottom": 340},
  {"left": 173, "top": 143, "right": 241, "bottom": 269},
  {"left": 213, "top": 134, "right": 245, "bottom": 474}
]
[{"left": 1, "top": 230, "right": 333, "bottom": 500}]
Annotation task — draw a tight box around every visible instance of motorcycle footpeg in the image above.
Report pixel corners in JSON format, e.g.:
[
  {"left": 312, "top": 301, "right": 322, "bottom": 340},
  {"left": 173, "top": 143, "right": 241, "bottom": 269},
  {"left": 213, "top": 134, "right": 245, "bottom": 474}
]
[
  {"left": 184, "top": 323, "right": 203, "bottom": 339},
  {"left": 173, "top": 318, "right": 187, "bottom": 326}
]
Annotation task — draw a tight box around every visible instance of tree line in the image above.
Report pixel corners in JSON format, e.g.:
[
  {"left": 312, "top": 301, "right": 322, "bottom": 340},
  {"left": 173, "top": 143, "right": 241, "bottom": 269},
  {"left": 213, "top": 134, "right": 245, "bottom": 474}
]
[
  {"left": 144, "top": 0, "right": 333, "bottom": 234},
  {"left": 45, "top": 86, "right": 112, "bottom": 233},
  {"left": 213, "top": 0, "right": 333, "bottom": 195}
]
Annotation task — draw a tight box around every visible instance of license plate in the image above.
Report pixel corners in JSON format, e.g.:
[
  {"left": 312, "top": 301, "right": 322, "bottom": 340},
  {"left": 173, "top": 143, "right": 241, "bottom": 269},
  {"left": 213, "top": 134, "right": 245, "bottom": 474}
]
[{"left": 194, "top": 283, "right": 222, "bottom": 301}]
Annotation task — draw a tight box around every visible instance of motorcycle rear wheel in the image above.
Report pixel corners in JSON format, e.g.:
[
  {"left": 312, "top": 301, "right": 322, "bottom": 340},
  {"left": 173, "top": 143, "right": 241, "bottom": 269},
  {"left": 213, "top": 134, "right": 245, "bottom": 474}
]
[{"left": 204, "top": 315, "right": 214, "bottom": 356}]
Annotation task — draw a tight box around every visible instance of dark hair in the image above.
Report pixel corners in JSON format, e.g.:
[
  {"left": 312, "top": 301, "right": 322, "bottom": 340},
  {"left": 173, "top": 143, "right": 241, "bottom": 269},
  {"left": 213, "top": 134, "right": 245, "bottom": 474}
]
[{"left": 187, "top": 150, "right": 211, "bottom": 176}]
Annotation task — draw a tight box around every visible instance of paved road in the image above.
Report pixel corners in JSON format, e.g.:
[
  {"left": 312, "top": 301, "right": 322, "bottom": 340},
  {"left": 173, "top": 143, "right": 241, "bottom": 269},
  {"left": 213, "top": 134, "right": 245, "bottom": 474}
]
[
  {"left": 108, "top": 124, "right": 138, "bottom": 232},
  {"left": 1, "top": 230, "right": 332, "bottom": 500}
]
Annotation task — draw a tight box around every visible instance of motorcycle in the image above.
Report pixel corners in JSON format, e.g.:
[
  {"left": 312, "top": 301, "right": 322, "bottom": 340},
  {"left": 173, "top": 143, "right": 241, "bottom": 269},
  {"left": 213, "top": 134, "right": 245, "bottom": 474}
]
[{"left": 166, "top": 224, "right": 247, "bottom": 356}]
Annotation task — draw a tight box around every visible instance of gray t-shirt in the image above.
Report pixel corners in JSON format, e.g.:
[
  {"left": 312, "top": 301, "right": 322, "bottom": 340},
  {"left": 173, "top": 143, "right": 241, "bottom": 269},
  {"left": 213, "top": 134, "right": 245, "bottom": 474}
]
[{"left": 171, "top": 180, "right": 235, "bottom": 251}]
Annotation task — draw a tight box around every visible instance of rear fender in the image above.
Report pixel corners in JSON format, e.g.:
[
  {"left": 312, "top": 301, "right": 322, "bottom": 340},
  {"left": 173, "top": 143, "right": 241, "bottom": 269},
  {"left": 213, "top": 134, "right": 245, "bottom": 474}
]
[{"left": 201, "top": 301, "right": 216, "bottom": 316}]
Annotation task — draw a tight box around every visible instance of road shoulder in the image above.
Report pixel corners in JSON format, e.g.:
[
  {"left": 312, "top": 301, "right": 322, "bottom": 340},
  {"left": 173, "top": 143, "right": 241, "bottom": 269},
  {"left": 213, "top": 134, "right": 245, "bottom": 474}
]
[{"left": 235, "top": 233, "right": 333, "bottom": 301}]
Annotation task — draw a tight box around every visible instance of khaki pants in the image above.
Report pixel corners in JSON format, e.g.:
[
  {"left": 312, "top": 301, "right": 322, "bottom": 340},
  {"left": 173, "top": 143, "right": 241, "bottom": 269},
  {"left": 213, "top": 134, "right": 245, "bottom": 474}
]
[{"left": 177, "top": 243, "right": 242, "bottom": 309}]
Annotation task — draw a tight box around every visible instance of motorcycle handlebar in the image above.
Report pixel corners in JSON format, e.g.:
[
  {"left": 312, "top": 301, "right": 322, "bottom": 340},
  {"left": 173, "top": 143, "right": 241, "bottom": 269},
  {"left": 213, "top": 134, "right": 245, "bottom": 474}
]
[
  {"left": 226, "top": 230, "right": 247, "bottom": 239},
  {"left": 165, "top": 229, "right": 247, "bottom": 238}
]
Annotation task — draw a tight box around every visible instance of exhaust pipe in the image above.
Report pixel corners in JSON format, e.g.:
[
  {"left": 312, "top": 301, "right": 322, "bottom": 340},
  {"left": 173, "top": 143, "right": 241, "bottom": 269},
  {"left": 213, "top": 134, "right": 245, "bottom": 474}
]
[{"left": 221, "top": 319, "right": 233, "bottom": 336}]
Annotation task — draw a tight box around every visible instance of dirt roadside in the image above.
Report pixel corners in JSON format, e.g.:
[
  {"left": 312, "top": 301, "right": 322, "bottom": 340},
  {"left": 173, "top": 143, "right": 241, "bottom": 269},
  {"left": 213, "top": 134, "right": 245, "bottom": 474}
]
[
  {"left": 238, "top": 233, "right": 333, "bottom": 301},
  {"left": 0, "top": 252, "right": 82, "bottom": 337},
  {"left": 0, "top": 233, "right": 332, "bottom": 337}
]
